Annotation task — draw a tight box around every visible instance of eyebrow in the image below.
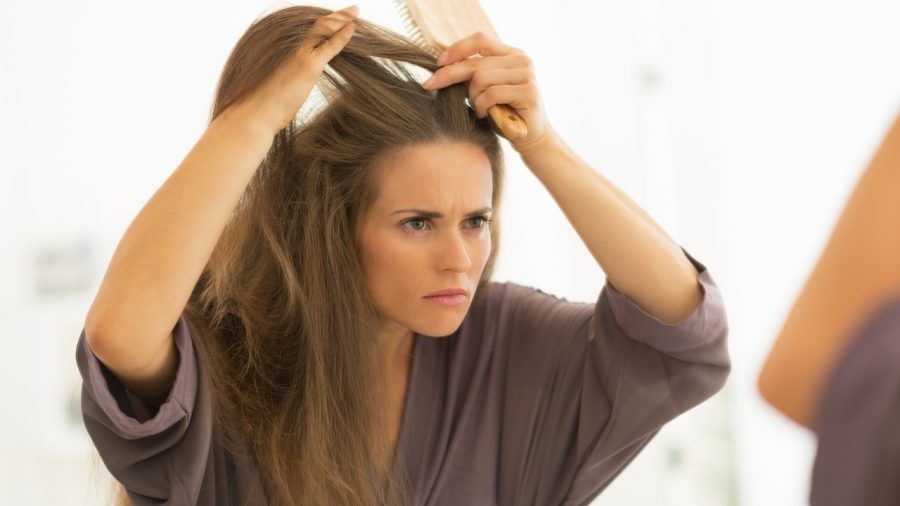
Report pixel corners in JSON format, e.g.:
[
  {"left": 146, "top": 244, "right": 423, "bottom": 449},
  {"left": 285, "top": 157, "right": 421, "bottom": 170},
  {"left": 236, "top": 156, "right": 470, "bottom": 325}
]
[{"left": 390, "top": 207, "right": 493, "bottom": 218}]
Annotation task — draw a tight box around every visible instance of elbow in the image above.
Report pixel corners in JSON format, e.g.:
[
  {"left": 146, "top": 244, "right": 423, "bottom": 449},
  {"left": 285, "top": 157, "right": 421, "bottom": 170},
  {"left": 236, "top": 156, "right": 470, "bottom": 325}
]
[
  {"left": 83, "top": 307, "right": 133, "bottom": 369},
  {"left": 656, "top": 271, "right": 707, "bottom": 325},
  {"left": 83, "top": 318, "right": 117, "bottom": 366},
  {"left": 84, "top": 304, "right": 120, "bottom": 359},
  {"left": 757, "top": 355, "right": 815, "bottom": 429},
  {"left": 84, "top": 310, "right": 105, "bottom": 352},
  {"left": 84, "top": 303, "right": 112, "bottom": 351}
]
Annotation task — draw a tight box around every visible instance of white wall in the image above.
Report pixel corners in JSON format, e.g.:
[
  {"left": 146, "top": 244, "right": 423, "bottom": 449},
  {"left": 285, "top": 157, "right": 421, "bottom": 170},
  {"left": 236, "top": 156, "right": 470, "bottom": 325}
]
[
  {"left": 713, "top": 1, "right": 900, "bottom": 505},
  {"left": 2, "top": 0, "right": 899, "bottom": 504}
]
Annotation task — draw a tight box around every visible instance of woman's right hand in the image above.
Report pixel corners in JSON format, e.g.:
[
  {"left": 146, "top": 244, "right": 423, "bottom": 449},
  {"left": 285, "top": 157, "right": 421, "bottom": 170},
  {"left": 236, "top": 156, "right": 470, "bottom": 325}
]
[{"left": 234, "top": 5, "right": 359, "bottom": 135}]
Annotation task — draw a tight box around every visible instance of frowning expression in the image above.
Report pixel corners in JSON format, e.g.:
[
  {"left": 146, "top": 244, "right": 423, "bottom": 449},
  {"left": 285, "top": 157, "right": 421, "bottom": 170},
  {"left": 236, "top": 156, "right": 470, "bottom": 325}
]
[{"left": 358, "top": 140, "right": 494, "bottom": 338}]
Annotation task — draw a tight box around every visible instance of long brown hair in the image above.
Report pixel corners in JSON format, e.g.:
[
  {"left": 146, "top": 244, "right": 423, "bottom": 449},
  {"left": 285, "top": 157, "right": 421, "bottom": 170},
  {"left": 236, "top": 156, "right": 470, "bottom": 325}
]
[{"left": 109, "top": 4, "right": 505, "bottom": 505}]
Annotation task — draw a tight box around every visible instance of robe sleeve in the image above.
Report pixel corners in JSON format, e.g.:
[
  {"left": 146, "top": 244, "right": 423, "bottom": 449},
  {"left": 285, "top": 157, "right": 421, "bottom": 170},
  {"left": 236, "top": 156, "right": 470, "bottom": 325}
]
[
  {"left": 497, "top": 248, "right": 730, "bottom": 506},
  {"left": 810, "top": 297, "right": 900, "bottom": 506},
  {"left": 74, "top": 314, "right": 213, "bottom": 505}
]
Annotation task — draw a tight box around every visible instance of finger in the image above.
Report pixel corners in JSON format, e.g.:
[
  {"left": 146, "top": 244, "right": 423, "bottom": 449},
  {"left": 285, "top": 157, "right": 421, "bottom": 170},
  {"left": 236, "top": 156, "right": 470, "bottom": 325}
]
[
  {"left": 471, "top": 84, "right": 536, "bottom": 118},
  {"left": 466, "top": 67, "right": 531, "bottom": 105},
  {"left": 437, "top": 31, "right": 515, "bottom": 66},
  {"left": 313, "top": 18, "right": 356, "bottom": 55},
  {"left": 426, "top": 54, "right": 522, "bottom": 89},
  {"left": 304, "top": 5, "right": 359, "bottom": 51}
]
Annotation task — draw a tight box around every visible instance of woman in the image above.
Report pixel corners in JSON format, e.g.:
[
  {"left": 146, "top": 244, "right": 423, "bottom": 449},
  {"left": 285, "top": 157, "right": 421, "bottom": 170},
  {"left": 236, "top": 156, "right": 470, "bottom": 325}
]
[
  {"left": 76, "top": 4, "right": 730, "bottom": 505},
  {"left": 758, "top": 113, "right": 900, "bottom": 505}
]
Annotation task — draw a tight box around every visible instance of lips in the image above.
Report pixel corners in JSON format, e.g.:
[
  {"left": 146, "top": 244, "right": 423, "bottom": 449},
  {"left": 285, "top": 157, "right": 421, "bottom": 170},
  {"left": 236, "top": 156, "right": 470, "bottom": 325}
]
[{"left": 424, "top": 288, "right": 467, "bottom": 298}]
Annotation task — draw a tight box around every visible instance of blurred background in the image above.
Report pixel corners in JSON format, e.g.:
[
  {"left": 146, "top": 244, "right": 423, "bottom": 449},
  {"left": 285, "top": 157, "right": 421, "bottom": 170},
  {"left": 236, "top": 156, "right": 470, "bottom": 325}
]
[{"left": 2, "top": 0, "right": 899, "bottom": 504}]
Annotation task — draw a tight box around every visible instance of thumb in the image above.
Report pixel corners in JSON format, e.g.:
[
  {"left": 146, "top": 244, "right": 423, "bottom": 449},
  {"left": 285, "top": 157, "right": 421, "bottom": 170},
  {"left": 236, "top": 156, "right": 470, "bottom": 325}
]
[{"left": 314, "top": 16, "right": 357, "bottom": 59}]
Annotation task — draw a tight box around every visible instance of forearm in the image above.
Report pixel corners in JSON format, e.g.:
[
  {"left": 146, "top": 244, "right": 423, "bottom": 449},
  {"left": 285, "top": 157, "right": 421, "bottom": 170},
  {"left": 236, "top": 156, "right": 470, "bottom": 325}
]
[
  {"left": 86, "top": 104, "right": 275, "bottom": 365},
  {"left": 517, "top": 131, "right": 702, "bottom": 324}
]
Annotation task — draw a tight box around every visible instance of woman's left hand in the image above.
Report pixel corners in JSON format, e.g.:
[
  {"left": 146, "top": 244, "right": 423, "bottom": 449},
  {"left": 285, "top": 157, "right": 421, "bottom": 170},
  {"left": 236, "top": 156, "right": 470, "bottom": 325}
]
[{"left": 422, "top": 31, "right": 557, "bottom": 155}]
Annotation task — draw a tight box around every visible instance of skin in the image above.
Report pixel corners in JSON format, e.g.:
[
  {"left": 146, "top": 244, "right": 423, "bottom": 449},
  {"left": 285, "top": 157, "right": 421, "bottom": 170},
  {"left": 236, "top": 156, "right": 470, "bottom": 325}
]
[
  {"left": 359, "top": 28, "right": 704, "bottom": 388},
  {"left": 758, "top": 114, "right": 900, "bottom": 428},
  {"left": 424, "top": 31, "right": 702, "bottom": 324},
  {"left": 357, "top": 28, "right": 704, "bottom": 450},
  {"left": 358, "top": 141, "right": 494, "bottom": 372}
]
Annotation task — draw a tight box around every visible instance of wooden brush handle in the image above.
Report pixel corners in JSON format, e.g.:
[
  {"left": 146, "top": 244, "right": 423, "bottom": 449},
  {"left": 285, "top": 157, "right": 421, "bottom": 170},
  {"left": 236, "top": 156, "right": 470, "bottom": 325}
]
[{"left": 486, "top": 103, "right": 528, "bottom": 141}]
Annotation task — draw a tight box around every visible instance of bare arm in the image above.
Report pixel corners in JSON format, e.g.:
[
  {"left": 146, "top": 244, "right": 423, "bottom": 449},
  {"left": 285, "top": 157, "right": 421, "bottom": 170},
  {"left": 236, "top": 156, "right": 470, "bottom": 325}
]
[
  {"left": 757, "top": 114, "right": 900, "bottom": 428},
  {"left": 84, "top": 106, "right": 276, "bottom": 405},
  {"left": 425, "top": 32, "right": 701, "bottom": 325},
  {"left": 518, "top": 131, "right": 702, "bottom": 325},
  {"left": 83, "top": 6, "right": 359, "bottom": 407}
]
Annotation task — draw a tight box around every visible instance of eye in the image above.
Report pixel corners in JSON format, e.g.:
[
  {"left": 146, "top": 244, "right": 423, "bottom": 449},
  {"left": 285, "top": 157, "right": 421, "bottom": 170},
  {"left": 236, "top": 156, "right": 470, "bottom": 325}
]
[
  {"left": 402, "top": 217, "right": 430, "bottom": 232},
  {"left": 401, "top": 215, "right": 493, "bottom": 234},
  {"left": 467, "top": 216, "right": 492, "bottom": 229}
]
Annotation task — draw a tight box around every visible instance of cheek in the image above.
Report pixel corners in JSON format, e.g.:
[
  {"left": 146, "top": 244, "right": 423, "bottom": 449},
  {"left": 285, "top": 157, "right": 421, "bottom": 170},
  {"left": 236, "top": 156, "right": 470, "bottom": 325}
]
[
  {"left": 362, "top": 235, "right": 426, "bottom": 310},
  {"left": 363, "top": 232, "right": 421, "bottom": 284},
  {"left": 369, "top": 234, "right": 405, "bottom": 266}
]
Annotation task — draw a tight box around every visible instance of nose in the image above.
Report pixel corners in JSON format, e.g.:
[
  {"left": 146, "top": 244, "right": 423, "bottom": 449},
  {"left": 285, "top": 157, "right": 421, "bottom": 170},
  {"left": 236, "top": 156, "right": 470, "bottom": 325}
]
[{"left": 436, "top": 229, "right": 473, "bottom": 272}]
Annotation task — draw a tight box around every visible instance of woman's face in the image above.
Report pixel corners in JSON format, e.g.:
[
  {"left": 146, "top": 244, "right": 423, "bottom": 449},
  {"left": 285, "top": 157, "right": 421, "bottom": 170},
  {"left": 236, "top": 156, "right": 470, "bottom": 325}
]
[{"left": 358, "top": 140, "right": 494, "bottom": 341}]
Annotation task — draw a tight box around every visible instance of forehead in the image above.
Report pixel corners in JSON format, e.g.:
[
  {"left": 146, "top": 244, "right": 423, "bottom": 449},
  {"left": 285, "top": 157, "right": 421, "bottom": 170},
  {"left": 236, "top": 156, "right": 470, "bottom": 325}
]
[{"left": 371, "top": 141, "right": 493, "bottom": 208}]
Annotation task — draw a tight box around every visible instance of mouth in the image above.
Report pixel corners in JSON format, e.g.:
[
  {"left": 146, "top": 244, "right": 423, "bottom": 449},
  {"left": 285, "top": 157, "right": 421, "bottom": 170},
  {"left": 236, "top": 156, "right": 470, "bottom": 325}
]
[
  {"left": 422, "top": 293, "right": 467, "bottom": 306},
  {"left": 423, "top": 287, "right": 468, "bottom": 297}
]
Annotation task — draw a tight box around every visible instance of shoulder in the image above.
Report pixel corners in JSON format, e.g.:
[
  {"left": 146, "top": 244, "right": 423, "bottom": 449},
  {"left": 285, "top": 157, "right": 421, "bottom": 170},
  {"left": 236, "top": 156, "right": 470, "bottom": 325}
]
[
  {"left": 465, "top": 280, "right": 594, "bottom": 347},
  {"left": 473, "top": 280, "right": 591, "bottom": 315}
]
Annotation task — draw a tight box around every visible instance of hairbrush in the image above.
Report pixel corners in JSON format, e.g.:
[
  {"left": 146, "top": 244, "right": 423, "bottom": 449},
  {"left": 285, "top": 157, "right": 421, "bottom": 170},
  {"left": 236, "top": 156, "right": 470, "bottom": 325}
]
[{"left": 392, "top": 0, "right": 529, "bottom": 141}]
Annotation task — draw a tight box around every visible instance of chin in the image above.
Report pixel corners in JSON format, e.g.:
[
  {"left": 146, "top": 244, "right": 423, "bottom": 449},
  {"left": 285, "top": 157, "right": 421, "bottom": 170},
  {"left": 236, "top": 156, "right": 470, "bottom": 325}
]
[{"left": 415, "top": 319, "right": 466, "bottom": 338}]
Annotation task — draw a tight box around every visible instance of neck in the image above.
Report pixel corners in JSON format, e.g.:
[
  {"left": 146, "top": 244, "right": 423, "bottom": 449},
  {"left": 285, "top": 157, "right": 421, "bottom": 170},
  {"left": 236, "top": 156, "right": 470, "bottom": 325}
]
[{"left": 377, "top": 325, "right": 415, "bottom": 374}]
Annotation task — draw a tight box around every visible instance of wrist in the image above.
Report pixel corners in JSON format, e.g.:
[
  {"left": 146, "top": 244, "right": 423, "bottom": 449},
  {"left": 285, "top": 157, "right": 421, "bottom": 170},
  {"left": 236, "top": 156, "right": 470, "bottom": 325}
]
[
  {"left": 514, "top": 127, "right": 564, "bottom": 158},
  {"left": 213, "top": 100, "right": 283, "bottom": 140}
]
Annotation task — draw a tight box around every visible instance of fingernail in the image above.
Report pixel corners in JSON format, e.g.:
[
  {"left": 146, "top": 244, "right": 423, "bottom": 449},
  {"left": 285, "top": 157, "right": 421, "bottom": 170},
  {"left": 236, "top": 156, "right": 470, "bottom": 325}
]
[
  {"left": 436, "top": 52, "right": 448, "bottom": 65},
  {"left": 422, "top": 76, "right": 435, "bottom": 89}
]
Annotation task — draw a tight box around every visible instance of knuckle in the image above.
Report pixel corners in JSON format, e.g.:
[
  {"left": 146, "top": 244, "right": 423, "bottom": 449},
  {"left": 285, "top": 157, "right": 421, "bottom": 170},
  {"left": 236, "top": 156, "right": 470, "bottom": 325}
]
[
  {"left": 314, "top": 16, "right": 340, "bottom": 31},
  {"left": 471, "top": 70, "right": 485, "bottom": 87},
  {"left": 524, "top": 69, "right": 535, "bottom": 83}
]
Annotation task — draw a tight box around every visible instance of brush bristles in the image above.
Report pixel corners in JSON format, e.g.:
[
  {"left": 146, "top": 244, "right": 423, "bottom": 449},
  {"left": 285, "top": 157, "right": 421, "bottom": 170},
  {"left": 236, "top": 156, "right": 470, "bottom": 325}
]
[{"left": 392, "top": 0, "right": 442, "bottom": 59}]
